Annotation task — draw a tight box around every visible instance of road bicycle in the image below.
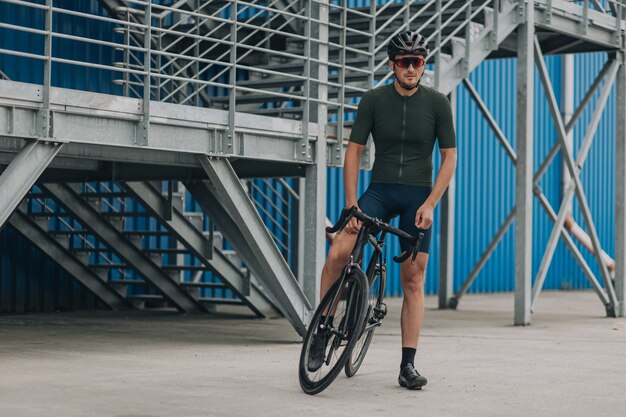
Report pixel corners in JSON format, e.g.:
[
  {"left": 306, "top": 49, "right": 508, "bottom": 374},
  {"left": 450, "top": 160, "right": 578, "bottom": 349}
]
[{"left": 298, "top": 206, "right": 424, "bottom": 395}]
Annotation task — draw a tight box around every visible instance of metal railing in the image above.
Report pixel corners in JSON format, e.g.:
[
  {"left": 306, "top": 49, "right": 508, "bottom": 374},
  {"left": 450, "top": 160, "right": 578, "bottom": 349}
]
[
  {"left": 0, "top": 0, "right": 494, "bottom": 120},
  {"left": 247, "top": 177, "right": 300, "bottom": 270},
  {"left": 2, "top": 1, "right": 624, "bottom": 123}
]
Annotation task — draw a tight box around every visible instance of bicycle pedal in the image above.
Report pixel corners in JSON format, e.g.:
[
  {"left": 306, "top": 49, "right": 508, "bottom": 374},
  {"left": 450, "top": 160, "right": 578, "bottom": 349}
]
[{"left": 373, "top": 303, "right": 387, "bottom": 319}]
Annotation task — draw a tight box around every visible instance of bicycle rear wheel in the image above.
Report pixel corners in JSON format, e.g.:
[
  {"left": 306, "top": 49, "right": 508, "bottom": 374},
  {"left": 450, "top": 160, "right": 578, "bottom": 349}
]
[
  {"left": 345, "top": 265, "right": 386, "bottom": 377},
  {"left": 298, "top": 268, "right": 368, "bottom": 395}
]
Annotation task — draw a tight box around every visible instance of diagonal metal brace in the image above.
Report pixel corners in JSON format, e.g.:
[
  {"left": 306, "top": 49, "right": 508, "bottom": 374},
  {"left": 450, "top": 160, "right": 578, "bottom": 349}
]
[
  {"left": 0, "top": 140, "right": 63, "bottom": 230},
  {"left": 187, "top": 156, "right": 312, "bottom": 336}
]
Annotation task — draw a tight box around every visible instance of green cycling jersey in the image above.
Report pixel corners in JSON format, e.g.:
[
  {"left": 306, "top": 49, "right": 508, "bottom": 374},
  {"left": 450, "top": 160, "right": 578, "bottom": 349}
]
[{"left": 349, "top": 83, "right": 456, "bottom": 186}]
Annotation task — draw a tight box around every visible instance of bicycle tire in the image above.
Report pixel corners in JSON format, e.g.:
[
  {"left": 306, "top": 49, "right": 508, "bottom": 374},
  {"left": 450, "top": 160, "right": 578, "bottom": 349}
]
[
  {"left": 345, "top": 265, "right": 386, "bottom": 377},
  {"left": 298, "top": 268, "right": 368, "bottom": 395}
]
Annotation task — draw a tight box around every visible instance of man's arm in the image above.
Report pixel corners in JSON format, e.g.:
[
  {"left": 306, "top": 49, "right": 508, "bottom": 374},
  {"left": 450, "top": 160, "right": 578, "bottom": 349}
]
[
  {"left": 415, "top": 147, "right": 457, "bottom": 229},
  {"left": 344, "top": 141, "right": 366, "bottom": 207},
  {"left": 343, "top": 141, "right": 366, "bottom": 234}
]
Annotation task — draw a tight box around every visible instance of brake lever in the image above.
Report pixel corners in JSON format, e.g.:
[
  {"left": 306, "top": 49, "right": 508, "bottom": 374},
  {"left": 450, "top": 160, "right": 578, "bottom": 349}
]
[
  {"left": 325, "top": 206, "right": 358, "bottom": 234},
  {"left": 392, "top": 249, "right": 411, "bottom": 264},
  {"left": 410, "top": 232, "right": 425, "bottom": 265}
]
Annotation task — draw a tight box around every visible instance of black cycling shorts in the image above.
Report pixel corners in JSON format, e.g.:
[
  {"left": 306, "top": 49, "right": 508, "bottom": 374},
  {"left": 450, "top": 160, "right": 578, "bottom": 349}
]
[{"left": 357, "top": 182, "right": 432, "bottom": 254}]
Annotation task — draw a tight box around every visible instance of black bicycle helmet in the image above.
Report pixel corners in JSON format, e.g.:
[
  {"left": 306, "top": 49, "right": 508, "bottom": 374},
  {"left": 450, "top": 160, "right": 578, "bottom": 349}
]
[{"left": 387, "top": 31, "right": 429, "bottom": 60}]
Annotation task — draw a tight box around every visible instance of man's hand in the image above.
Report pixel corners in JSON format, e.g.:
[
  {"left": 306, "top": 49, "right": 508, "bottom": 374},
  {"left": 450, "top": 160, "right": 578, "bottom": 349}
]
[
  {"left": 415, "top": 203, "right": 434, "bottom": 229},
  {"left": 344, "top": 204, "right": 361, "bottom": 234}
]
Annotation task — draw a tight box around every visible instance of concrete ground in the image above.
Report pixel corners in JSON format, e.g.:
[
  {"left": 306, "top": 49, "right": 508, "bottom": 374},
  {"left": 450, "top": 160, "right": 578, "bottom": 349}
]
[{"left": 0, "top": 290, "right": 625, "bottom": 417}]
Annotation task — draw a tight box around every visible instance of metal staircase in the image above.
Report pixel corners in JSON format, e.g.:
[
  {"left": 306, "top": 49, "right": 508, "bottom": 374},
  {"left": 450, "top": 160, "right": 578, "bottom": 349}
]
[
  {"left": 14, "top": 180, "right": 282, "bottom": 316},
  {"left": 1, "top": 0, "right": 625, "bottom": 333}
]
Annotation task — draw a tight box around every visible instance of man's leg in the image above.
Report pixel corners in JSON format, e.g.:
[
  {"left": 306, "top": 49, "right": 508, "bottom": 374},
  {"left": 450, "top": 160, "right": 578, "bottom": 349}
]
[
  {"left": 400, "top": 252, "right": 428, "bottom": 347},
  {"left": 320, "top": 229, "right": 359, "bottom": 299},
  {"left": 398, "top": 252, "right": 429, "bottom": 389}
]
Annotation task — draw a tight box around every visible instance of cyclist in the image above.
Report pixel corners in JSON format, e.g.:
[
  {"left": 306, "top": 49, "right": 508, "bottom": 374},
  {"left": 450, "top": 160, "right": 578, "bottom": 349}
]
[{"left": 308, "top": 31, "right": 457, "bottom": 390}]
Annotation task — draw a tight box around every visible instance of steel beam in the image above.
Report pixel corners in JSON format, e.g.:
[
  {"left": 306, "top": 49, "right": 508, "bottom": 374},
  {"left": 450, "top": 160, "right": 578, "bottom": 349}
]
[
  {"left": 187, "top": 156, "right": 311, "bottom": 336},
  {"left": 534, "top": 0, "right": 622, "bottom": 49},
  {"left": 438, "top": 90, "right": 455, "bottom": 309},
  {"left": 0, "top": 140, "right": 62, "bottom": 230},
  {"left": 616, "top": 50, "right": 626, "bottom": 317},
  {"left": 121, "top": 181, "right": 281, "bottom": 317},
  {"left": 462, "top": 78, "right": 517, "bottom": 163},
  {"left": 8, "top": 209, "right": 131, "bottom": 311},
  {"left": 0, "top": 80, "right": 322, "bottom": 165},
  {"left": 514, "top": 4, "right": 534, "bottom": 326},
  {"left": 301, "top": 0, "right": 329, "bottom": 307},
  {"left": 39, "top": 183, "right": 207, "bottom": 314}
]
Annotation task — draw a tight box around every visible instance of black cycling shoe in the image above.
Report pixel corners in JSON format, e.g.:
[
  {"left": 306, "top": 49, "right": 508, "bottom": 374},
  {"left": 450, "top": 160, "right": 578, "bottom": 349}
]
[
  {"left": 398, "top": 363, "right": 427, "bottom": 390},
  {"left": 307, "top": 328, "right": 330, "bottom": 372}
]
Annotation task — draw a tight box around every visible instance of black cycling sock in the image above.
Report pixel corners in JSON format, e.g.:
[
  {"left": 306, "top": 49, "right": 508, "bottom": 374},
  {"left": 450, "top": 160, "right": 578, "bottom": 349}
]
[{"left": 401, "top": 347, "right": 416, "bottom": 368}]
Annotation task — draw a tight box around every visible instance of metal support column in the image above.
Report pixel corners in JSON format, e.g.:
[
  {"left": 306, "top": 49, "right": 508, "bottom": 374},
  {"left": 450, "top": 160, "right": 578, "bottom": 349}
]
[
  {"left": 301, "top": 0, "right": 328, "bottom": 308},
  {"left": 514, "top": 1, "right": 534, "bottom": 325},
  {"left": 616, "top": 48, "right": 626, "bottom": 317},
  {"left": 438, "top": 90, "right": 455, "bottom": 309},
  {"left": 137, "top": 1, "right": 151, "bottom": 146},
  {"left": 36, "top": 0, "right": 53, "bottom": 138},
  {"left": 561, "top": 54, "right": 574, "bottom": 213},
  {"left": 227, "top": 0, "right": 237, "bottom": 149},
  {"left": 0, "top": 141, "right": 62, "bottom": 230}
]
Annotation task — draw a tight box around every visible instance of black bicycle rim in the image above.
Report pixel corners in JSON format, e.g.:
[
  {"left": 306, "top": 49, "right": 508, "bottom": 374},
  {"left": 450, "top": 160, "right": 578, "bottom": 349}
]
[
  {"left": 345, "top": 272, "right": 383, "bottom": 377},
  {"left": 298, "top": 269, "right": 368, "bottom": 395}
]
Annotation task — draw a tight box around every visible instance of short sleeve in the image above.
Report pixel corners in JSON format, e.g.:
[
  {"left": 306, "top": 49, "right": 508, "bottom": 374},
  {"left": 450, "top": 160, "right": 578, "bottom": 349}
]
[
  {"left": 349, "top": 91, "right": 375, "bottom": 145},
  {"left": 436, "top": 94, "right": 456, "bottom": 149}
]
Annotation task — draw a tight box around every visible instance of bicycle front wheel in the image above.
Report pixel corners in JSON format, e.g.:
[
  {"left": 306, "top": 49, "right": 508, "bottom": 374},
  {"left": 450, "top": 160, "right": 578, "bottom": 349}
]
[
  {"left": 298, "top": 268, "right": 368, "bottom": 395},
  {"left": 345, "top": 266, "right": 386, "bottom": 378}
]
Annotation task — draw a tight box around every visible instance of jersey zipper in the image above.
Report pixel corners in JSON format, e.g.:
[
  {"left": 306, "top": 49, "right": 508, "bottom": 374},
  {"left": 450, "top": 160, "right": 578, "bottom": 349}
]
[{"left": 398, "top": 98, "right": 406, "bottom": 181}]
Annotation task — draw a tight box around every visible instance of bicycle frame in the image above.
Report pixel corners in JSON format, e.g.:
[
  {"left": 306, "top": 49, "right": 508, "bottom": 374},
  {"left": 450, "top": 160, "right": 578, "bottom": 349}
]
[{"left": 319, "top": 223, "right": 385, "bottom": 337}]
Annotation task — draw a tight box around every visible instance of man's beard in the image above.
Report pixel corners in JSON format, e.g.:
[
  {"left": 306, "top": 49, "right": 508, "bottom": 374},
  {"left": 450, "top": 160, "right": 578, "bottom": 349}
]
[{"left": 397, "top": 75, "right": 419, "bottom": 90}]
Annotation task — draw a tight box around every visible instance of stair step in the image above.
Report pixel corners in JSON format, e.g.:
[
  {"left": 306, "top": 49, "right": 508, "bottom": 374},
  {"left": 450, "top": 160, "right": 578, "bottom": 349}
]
[
  {"left": 109, "top": 279, "right": 147, "bottom": 285},
  {"left": 89, "top": 263, "right": 127, "bottom": 269},
  {"left": 161, "top": 265, "right": 208, "bottom": 271},
  {"left": 79, "top": 192, "right": 128, "bottom": 198},
  {"left": 27, "top": 212, "right": 70, "bottom": 218},
  {"left": 99, "top": 212, "right": 153, "bottom": 217},
  {"left": 127, "top": 294, "right": 169, "bottom": 309},
  {"left": 127, "top": 294, "right": 164, "bottom": 301},
  {"left": 121, "top": 230, "right": 171, "bottom": 236},
  {"left": 198, "top": 297, "right": 243, "bottom": 306},
  {"left": 221, "top": 250, "right": 243, "bottom": 266},
  {"left": 47, "top": 230, "right": 91, "bottom": 235},
  {"left": 180, "top": 282, "right": 226, "bottom": 289},
  {"left": 142, "top": 248, "right": 191, "bottom": 254},
  {"left": 70, "top": 247, "right": 114, "bottom": 252}
]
